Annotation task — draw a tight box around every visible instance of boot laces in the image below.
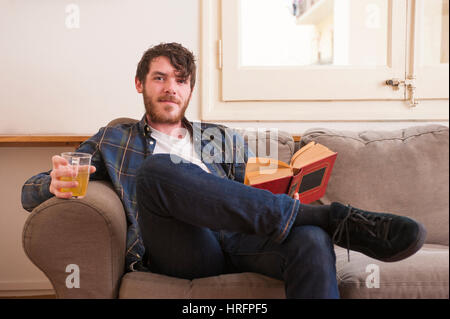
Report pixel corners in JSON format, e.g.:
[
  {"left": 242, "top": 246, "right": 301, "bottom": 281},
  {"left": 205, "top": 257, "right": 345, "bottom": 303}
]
[{"left": 332, "top": 205, "right": 393, "bottom": 262}]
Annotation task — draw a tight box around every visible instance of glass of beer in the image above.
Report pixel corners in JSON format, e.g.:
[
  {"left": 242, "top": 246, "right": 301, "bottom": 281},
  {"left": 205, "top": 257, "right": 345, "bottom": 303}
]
[{"left": 60, "top": 152, "right": 92, "bottom": 199}]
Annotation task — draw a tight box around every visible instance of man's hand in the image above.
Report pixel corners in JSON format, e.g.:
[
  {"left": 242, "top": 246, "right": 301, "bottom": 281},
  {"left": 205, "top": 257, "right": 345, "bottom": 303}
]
[
  {"left": 294, "top": 192, "right": 300, "bottom": 201},
  {"left": 49, "top": 155, "right": 96, "bottom": 198}
]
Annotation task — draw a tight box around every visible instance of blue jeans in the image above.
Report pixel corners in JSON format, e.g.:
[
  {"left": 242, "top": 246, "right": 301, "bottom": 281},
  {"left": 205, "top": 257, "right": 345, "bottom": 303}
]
[{"left": 136, "top": 154, "right": 339, "bottom": 299}]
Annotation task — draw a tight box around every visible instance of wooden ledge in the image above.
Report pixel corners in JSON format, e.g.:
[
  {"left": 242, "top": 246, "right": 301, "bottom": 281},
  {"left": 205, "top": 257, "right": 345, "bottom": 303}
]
[
  {"left": 0, "top": 135, "right": 302, "bottom": 147},
  {"left": 0, "top": 136, "right": 90, "bottom": 147}
]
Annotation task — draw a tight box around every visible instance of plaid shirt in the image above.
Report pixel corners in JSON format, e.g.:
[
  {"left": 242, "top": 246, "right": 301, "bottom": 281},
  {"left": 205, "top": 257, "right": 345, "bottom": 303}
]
[{"left": 21, "top": 115, "right": 251, "bottom": 272}]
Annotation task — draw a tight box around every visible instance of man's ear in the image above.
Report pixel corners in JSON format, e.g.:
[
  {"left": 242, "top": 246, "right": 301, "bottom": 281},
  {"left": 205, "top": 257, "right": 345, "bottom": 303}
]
[{"left": 135, "top": 77, "right": 143, "bottom": 93}]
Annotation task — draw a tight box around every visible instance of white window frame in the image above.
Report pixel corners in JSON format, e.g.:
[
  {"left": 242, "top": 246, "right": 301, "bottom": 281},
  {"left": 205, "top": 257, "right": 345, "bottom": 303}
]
[
  {"left": 411, "top": 0, "right": 449, "bottom": 99},
  {"left": 200, "top": 0, "right": 449, "bottom": 121}
]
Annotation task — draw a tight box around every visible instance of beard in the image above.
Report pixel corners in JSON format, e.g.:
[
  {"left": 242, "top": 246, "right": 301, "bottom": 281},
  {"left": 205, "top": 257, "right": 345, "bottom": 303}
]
[{"left": 143, "top": 88, "right": 189, "bottom": 125}]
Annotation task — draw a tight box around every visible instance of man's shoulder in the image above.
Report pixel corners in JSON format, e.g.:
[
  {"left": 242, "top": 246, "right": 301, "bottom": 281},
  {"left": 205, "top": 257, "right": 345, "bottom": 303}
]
[
  {"left": 84, "top": 120, "right": 143, "bottom": 146},
  {"left": 105, "top": 118, "right": 140, "bottom": 131},
  {"left": 99, "top": 120, "right": 141, "bottom": 136}
]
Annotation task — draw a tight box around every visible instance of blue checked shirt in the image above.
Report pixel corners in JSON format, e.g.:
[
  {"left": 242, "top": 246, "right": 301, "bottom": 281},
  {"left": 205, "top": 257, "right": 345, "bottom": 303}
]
[{"left": 21, "top": 115, "right": 251, "bottom": 272}]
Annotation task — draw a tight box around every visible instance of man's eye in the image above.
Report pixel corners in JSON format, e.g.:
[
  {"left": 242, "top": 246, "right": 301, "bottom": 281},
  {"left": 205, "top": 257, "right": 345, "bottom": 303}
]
[
  {"left": 177, "top": 79, "right": 187, "bottom": 84},
  {"left": 154, "top": 77, "right": 164, "bottom": 81}
]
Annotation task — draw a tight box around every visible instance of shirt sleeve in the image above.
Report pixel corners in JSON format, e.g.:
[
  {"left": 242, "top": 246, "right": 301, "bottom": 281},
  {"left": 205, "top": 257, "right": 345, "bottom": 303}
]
[
  {"left": 21, "top": 128, "right": 108, "bottom": 212},
  {"left": 222, "top": 129, "right": 255, "bottom": 184},
  {"left": 75, "top": 128, "right": 108, "bottom": 182},
  {"left": 21, "top": 171, "right": 54, "bottom": 212}
]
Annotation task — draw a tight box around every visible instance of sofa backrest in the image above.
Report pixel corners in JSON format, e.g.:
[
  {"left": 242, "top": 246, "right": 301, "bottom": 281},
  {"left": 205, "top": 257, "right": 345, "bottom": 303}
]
[{"left": 299, "top": 125, "right": 449, "bottom": 246}]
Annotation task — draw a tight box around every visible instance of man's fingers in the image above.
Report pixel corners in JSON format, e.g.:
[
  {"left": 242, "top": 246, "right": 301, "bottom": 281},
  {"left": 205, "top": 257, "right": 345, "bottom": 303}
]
[
  {"left": 52, "top": 180, "right": 78, "bottom": 190},
  {"left": 52, "top": 155, "right": 69, "bottom": 169},
  {"left": 89, "top": 165, "right": 96, "bottom": 174},
  {"left": 294, "top": 192, "right": 300, "bottom": 200},
  {"left": 49, "top": 182, "right": 74, "bottom": 198},
  {"left": 50, "top": 179, "right": 78, "bottom": 199},
  {"left": 51, "top": 189, "right": 73, "bottom": 199},
  {"left": 51, "top": 166, "right": 76, "bottom": 179}
]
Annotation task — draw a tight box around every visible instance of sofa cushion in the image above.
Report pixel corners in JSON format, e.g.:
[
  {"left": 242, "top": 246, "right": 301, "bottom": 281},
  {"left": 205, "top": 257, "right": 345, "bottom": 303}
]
[
  {"left": 191, "top": 272, "right": 285, "bottom": 298},
  {"left": 119, "top": 271, "right": 191, "bottom": 298},
  {"left": 300, "top": 125, "right": 449, "bottom": 245},
  {"left": 119, "top": 271, "right": 285, "bottom": 299},
  {"left": 335, "top": 244, "right": 449, "bottom": 298}
]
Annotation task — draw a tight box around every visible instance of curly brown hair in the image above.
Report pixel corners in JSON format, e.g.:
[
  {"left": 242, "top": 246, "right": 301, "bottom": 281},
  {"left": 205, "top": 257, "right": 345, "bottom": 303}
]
[{"left": 135, "top": 42, "right": 196, "bottom": 90}]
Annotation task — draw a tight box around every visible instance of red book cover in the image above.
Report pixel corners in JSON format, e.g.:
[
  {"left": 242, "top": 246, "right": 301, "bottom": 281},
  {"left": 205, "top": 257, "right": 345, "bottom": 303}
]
[
  {"left": 287, "top": 153, "right": 337, "bottom": 203},
  {"left": 251, "top": 175, "right": 292, "bottom": 194},
  {"left": 245, "top": 142, "right": 337, "bottom": 204}
]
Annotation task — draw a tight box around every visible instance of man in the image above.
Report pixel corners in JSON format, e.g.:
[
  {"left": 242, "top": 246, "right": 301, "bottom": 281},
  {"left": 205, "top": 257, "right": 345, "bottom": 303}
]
[{"left": 22, "top": 42, "right": 426, "bottom": 299}]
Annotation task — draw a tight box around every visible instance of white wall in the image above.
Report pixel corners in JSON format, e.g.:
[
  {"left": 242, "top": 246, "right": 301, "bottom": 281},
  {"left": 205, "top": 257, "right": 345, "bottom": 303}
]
[
  {"left": 0, "top": 0, "right": 200, "bottom": 135},
  {"left": 0, "top": 0, "right": 448, "bottom": 296},
  {"left": 0, "top": 147, "right": 73, "bottom": 296},
  {"left": 0, "top": 0, "right": 200, "bottom": 296}
]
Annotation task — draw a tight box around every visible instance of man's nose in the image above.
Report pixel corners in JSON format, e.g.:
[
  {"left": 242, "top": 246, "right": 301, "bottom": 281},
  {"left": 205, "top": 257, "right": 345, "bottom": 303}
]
[{"left": 163, "top": 79, "right": 177, "bottom": 95}]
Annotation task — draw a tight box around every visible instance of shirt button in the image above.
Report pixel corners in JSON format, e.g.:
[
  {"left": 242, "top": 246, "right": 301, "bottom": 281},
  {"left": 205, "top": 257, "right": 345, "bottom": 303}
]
[{"left": 150, "top": 141, "right": 154, "bottom": 145}]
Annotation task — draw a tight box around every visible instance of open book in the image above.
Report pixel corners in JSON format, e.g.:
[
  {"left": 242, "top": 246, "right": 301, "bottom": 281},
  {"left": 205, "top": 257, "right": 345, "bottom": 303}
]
[{"left": 244, "top": 141, "right": 337, "bottom": 204}]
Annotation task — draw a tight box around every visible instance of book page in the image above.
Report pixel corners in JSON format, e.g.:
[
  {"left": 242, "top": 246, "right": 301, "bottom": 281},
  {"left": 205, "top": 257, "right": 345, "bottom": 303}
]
[
  {"left": 291, "top": 143, "right": 336, "bottom": 169},
  {"left": 290, "top": 141, "right": 316, "bottom": 165},
  {"left": 245, "top": 157, "right": 292, "bottom": 185},
  {"left": 246, "top": 157, "right": 290, "bottom": 171}
]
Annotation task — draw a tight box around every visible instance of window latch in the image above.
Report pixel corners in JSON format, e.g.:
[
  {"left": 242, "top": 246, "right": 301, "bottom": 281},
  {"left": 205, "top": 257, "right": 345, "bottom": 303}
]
[{"left": 385, "top": 76, "right": 419, "bottom": 107}]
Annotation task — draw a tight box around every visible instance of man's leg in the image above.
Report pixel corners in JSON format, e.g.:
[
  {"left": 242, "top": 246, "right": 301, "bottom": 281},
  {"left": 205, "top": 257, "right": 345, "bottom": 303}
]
[
  {"left": 137, "top": 154, "right": 426, "bottom": 268},
  {"left": 139, "top": 208, "right": 227, "bottom": 279},
  {"left": 136, "top": 154, "right": 300, "bottom": 246},
  {"left": 136, "top": 154, "right": 300, "bottom": 278},
  {"left": 221, "top": 226, "right": 340, "bottom": 299}
]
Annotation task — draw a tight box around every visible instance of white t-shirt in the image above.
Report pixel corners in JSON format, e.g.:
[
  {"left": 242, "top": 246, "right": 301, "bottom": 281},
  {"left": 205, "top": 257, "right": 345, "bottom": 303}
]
[{"left": 150, "top": 125, "right": 211, "bottom": 173}]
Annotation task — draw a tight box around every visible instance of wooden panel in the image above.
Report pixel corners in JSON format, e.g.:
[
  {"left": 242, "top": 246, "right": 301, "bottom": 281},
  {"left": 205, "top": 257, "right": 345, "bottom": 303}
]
[
  {"left": 0, "top": 136, "right": 90, "bottom": 147},
  {"left": 1, "top": 135, "right": 302, "bottom": 146}
]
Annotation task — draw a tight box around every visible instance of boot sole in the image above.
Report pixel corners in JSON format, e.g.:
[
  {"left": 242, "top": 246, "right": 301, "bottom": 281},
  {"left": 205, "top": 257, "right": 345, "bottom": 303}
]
[{"left": 378, "top": 221, "right": 427, "bottom": 262}]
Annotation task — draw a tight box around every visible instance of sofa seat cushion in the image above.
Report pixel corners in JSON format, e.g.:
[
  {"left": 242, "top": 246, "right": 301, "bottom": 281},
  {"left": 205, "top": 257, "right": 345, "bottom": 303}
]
[
  {"left": 335, "top": 244, "right": 449, "bottom": 299},
  {"left": 300, "top": 125, "right": 449, "bottom": 245},
  {"left": 119, "top": 271, "right": 285, "bottom": 299}
]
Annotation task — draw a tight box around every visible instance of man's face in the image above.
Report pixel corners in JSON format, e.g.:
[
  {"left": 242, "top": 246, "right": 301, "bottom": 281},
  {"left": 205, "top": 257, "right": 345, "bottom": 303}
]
[{"left": 136, "top": 56, "right": 192, "bottom": 124}]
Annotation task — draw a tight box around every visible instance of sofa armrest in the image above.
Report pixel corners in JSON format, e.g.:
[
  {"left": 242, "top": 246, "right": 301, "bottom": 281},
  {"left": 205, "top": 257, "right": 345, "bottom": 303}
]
[{"left": 22, "top": 181, "right": 127, "bottom": 298}]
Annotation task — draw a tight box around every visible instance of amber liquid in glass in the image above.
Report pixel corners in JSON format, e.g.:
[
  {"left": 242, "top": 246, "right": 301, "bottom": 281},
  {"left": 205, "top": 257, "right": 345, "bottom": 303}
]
[{"left": 60, "top": 166, "right": 90, "bottom": 198}]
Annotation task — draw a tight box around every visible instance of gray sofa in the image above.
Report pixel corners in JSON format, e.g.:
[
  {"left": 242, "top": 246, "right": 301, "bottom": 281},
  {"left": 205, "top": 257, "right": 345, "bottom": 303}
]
[{"left": 22, "top": 122, "right": 449, "bottom": 298}]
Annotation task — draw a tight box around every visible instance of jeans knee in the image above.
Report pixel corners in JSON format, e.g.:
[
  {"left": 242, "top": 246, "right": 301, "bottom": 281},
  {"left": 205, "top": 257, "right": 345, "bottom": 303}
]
[
  {"left": 136, "top": 154, "right": 168, "bottom": 196},
  {"left": 137, "top": 154, "right": 178, "bottom": 186},
  {"left": 138, "top": 154, "right": 171, "bottom": 175}
]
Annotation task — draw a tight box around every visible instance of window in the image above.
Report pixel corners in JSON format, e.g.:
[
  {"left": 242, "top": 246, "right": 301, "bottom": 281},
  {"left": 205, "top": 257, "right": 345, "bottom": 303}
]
[
  {"left": 223, "top": 0, "right": 404, "bottom": 100},
  {"left": 200, "top": 0, "right": 449, "bottom": 121}
]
